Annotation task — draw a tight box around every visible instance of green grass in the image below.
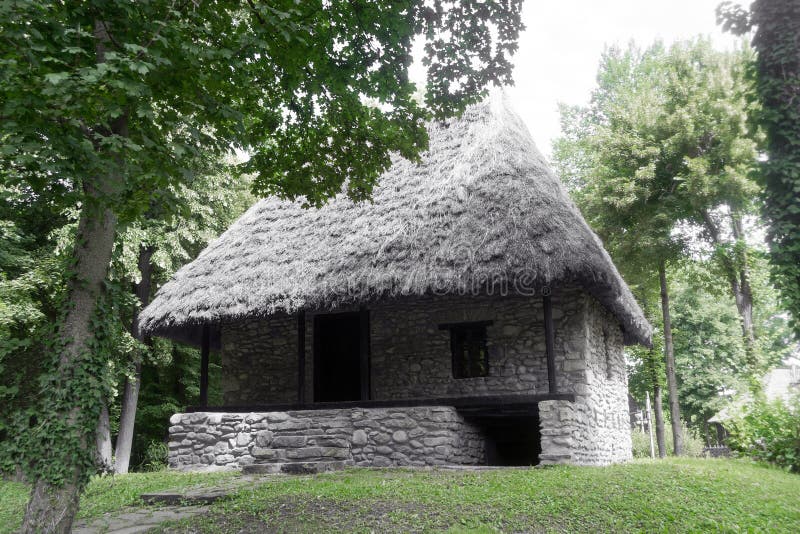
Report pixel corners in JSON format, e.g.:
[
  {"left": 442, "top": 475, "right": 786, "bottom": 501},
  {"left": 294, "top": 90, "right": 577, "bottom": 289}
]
[
  {"left": 0, "top": 470, "right": 236, "bottom": 533},
  {"left": 163, "top": 459, "right": 800, "bottom": 533},
  {"left": 2, "top": 460, "right": 799, "bottom": 533},
  {"left": 0, "top": 480, "right": 28, "bottom": 532}
]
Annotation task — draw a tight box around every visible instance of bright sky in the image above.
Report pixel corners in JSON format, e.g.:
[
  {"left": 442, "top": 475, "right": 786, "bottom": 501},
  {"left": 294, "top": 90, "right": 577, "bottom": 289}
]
[{"left": 413, "top": 0, "right": 749, "bottom": 158}]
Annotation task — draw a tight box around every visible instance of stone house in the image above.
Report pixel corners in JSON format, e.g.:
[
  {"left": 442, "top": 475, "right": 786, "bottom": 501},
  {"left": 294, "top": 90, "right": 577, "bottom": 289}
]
[{"left": 138, "top": 98, "right": 652, "bottom": 473}]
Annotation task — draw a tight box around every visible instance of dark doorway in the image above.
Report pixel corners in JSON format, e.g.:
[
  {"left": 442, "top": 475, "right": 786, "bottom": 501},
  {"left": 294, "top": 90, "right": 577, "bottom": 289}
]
[
  {"left": 314, "top": 312, "right": 366, "bottom": 402},
  {"left": 472, "top": 415, "right": 541, "bottom": 466}
]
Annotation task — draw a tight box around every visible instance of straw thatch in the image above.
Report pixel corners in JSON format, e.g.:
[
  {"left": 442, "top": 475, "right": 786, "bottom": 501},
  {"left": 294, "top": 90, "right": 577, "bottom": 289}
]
[{"left": 139, "top": 96, "right": 652, "bottom": 346}]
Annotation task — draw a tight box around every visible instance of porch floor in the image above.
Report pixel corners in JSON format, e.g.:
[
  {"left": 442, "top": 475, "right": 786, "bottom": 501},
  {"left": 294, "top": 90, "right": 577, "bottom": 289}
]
[{"left": 187, "top": 393, "right": 575, "bottom": 417}]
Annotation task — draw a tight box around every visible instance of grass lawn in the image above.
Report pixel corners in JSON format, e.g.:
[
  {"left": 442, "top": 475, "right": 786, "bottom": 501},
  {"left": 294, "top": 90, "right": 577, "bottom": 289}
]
[
  {"left": 0, "top": 470, "right": 237, "bottom": 533},
  {"left": 1, "top": 459, "right": 798, "bottom": 533}
]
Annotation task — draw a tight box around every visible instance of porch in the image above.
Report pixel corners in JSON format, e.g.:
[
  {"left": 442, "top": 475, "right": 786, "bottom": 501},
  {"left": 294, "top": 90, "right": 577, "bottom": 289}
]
[
  {"left": 175, "top": 292, "right": 571, "bottom": 471},
  {"left": 194, "top": 293, "right": 564, "bottom": 409}
]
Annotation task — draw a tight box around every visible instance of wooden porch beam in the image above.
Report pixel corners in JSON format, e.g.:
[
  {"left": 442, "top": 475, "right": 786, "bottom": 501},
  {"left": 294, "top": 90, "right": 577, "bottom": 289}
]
[
  {"left": 184, "top": 392, "right": 577, "bottom": 413},
  {"left": 543, "top": 295, "right": 557, "bottom": 394},
  {"left": 297, "top": 311, "right": 306, "bottom": 405},
  {"left": 359, "top": 308, "right": 371, "bottom": 401},
  {"left": 199, "top": 324, "right": 210, "bottom": 408}
]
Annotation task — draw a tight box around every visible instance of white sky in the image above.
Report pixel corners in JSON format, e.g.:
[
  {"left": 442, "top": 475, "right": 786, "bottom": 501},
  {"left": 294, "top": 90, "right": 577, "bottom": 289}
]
[{"left": 413, "top": 0, "right": 749, "bottom": 158}]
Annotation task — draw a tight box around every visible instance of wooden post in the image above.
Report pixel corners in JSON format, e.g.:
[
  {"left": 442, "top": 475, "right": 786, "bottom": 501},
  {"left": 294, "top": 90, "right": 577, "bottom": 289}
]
[
  {"left": 359, "top": 308, "right": 370, "bottom": 401},
  {"left": 543, "top": 295, "right": 557, "bottom": 394},
  {"left": 297, "top": 311, "right": 306, "bottom": 405},
  {"left": 199, "top": 324, "right": 210, "bottom": 408}
]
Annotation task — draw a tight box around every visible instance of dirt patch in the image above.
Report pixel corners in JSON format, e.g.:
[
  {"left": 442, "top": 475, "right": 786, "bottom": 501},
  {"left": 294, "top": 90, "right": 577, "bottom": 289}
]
[{"left": 158, "top": 496, "right": 466, "bottom": 533}]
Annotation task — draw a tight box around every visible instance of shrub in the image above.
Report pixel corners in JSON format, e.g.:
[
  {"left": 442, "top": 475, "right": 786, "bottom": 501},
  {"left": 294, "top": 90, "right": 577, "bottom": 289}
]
[
  {"left": 138, "top": 440, "right": 168, "bottom": 472},
  {"left": 631, "top": 428, "right": 654, "bottom": 458},
  {"left": 631, "top": 423, "right": 705, "bottom": 458},
  {"left": 726, "top": 394, "right": 800, "bottom": 472}
]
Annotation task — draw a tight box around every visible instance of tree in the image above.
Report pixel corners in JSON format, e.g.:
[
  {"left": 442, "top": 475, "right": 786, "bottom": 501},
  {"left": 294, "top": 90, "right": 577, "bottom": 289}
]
[
  {"left": 669, "top": 255, "right": 791, "bottom": 439},
  {"left": 112, "top": 243, "right": 153, "bottom": 475},
  {"left": 0, "top": 163, "right": 248, "bottom": 477},
  {"left": 656, "top": 42, "right": 764, "bottom": 371},
  {"left": 658, "top": 262, "right": 684, "bottom": 455},
  {"left": 717, "top": 0, "right": 800, "bottom": 340},
  {"left": 622, "top": 255, "right": 789, "bottom": 450},
  {"left": 0, "top": 2, "right": 524, "bottom": 531},
  {"left": 0, "top": 183, "right": 97, "bottom": 479},
  {"left": 668, "top": 260, "right": 750, "bottom": 437}
]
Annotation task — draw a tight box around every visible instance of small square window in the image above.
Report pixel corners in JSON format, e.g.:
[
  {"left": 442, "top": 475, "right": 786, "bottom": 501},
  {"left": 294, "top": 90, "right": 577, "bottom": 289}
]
[{"left": 439, "top": 321, "right": 492, "bottom": 379}]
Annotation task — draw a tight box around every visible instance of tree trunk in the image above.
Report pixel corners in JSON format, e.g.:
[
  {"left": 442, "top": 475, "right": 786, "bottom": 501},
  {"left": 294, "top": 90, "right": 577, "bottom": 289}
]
[
  {"left": 21, "top": 21, "right": 125, "bottom": 533},
  {"left": 114, "top": 245, "right": 155, "bottom": 474},
  {"left": 729, "top": 213, "right": 758, "bottom": 371},
  {"left": 653, "top": 383, "right": 667, "bottom": 458},
  {"left": 114, "top": 362, "right": 141, "bottom": 475},
  {"left": 95, "top": 402, "right": 113, "bottom": 473},
  {"left": 21, "top": 187, "right": 120, "bottom": 533},
  {"left": 659, "top": 260, "right": 684, "bottom": 456},
  {"left": 24, "top": 480, "right": 81, "bottom": 534},
  {"left": 701, "top": 209, "right": 758, "bottom": 372}
]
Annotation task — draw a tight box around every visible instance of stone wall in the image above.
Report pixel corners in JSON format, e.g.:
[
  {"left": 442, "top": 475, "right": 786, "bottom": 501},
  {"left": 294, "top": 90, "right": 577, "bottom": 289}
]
[
  {"left": 215, "top": 288, "right": 633, "bottom": 467},
  {"left": 168, "top": 406, "right": 485, "bottom": 471},
  {"left": 220, "top": 289, "right": 588, "bottom": 405},
  {"left": 368, "top": 291, "right": 585, "bottom": 400},
  {"left": 221, "top": 314, "right": 298, "bottom": 405},
  {"left": 538, "top": 295, "right": 632, "bottom": 466}
]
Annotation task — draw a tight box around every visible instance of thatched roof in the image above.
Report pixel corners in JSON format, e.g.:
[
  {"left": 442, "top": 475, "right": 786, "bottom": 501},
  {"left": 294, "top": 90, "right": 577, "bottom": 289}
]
[{"left": 139, "top": 96, "right": 652, "bottom": 346}]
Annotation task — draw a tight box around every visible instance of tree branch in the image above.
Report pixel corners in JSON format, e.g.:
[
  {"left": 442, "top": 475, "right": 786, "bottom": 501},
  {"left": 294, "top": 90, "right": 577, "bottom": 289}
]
[
  {"left": 135, "top": 0, "right": 182, "bottom": 59},
  {"left": 245, "top": 0, "right": 267, "bottom": 26}
]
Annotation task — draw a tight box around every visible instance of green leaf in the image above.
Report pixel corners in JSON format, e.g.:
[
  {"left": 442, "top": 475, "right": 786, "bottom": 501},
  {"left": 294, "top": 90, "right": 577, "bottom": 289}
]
[{"left": 43, "top": 72, "right": 69, "bottom": 85}]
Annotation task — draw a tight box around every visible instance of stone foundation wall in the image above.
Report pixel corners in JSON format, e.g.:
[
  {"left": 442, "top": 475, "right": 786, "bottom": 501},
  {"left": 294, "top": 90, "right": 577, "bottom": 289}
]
[
  {"left": 168, "top": 406, "right": 485, "bottom": 471},
  {"left": 538, "top": 296, "right": 632, "bottom": 466}
]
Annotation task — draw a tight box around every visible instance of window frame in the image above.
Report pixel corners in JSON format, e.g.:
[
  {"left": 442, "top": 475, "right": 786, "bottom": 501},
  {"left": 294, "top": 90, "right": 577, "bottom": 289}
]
[{"left": 439, "top": 320, "right": 493, "bottom": 379}]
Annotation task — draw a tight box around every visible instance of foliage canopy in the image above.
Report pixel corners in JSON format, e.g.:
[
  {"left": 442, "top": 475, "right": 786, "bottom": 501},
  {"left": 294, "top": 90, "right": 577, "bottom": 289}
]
[
  {"left": 1, "top": 0, "right": 523, "bottom": 208},
  {"left": 718, "top": 0, "right": 800, "bottom": 338}
]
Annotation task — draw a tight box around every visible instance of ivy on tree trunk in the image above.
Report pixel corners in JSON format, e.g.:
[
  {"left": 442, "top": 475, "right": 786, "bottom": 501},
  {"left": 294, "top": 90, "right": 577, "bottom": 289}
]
[
  {"left": 659, "top": 261, "right": 684, "bottom": 456},
  {"left": 653, "top": 383, "right": 667, "bottom": 458},
  {"left": 22, "top": 176, "right": 122, "bottom": 532},
  {"left": 718, "top": 0, "right": 800, "bottom": 338}
]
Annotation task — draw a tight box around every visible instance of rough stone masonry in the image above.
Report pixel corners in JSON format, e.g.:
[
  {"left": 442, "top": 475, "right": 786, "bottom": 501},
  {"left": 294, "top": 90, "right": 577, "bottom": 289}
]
[
  {"left": 171, "top": 289, "right": 632, "bottom": 469},
  {"left": 169, "top": 406, "right": 485, "bottom": 471}
]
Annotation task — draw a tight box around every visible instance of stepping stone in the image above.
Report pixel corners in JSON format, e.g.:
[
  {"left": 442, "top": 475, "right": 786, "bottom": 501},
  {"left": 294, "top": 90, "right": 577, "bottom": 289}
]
[
  {"left": 140, "top": 487, "right": 230, "bottom": 505},
  {"left": 140, "top": 475, "right": 263, "bottom": 506}
]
